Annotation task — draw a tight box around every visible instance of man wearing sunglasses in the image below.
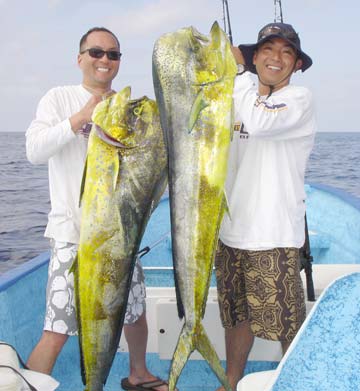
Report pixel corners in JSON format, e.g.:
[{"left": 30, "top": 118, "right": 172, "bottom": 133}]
[
  {"left": 26, "top": 27, "right": 171, "bottom": 391},
  {"left": 214, "top": 22, "right": 317, "bottom": 390}
]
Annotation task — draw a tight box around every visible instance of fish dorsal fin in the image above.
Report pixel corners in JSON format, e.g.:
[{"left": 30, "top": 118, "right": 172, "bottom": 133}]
[
  {"left": 113, "top": 151, "right": 121, "bottom": 191},
  {"left": 188, "top": 89, "right": 208, "bottom": 133},
  {"left": 69, "top": 253, "right": 78, "bottom": 275}
]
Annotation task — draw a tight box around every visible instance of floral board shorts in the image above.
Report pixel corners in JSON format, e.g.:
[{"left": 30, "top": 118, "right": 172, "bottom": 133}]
[
  {"left": 215, "top": 241, "right": 306, "bottom": 342},
  {"left": 44, "top": 240, "right": 146, "bottom": 335}
]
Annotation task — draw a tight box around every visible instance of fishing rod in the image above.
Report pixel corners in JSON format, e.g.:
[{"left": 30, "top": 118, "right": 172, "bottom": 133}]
[
  {"left": 265, "top": 0, "right": 285, "bottom": 97},
  {"left": 222, "top": 0, "right": 233, "bottom": 44},
  {"left": 274, "top": 0, "right": 284, "bottom": 22},
  {"left": 300, "top": 215, "right": 315, "bottom": 301},
  {"left": 272, "top": 0, "right": 316, "bottom": 302}
]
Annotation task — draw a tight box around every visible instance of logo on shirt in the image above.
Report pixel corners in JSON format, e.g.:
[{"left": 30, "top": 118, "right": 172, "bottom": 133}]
[
  {"left": 234, "top": 122, "right": 249, "bottom": 139},
  {"left": 254, "top": 97, "right": 287, "bottom": 112}
]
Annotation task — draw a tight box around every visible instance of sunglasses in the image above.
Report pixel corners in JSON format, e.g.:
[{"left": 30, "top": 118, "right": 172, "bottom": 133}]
[{"left": 80, "top": 48, "right": 122, "bottom": 61}]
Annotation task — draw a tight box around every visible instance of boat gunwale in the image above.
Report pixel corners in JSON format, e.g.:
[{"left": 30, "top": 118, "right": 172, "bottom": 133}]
[
  {"left": 0, "top": 251, "right": 50, "bottom": 292},
  {"left": 1, "top": 183, "right": 359, "bottom": 292},
  {"left": 308, "top": 182, "right": 360, "bottom": 211}
]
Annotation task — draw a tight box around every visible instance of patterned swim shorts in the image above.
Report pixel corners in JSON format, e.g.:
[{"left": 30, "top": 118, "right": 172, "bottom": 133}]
[
  {"left": 215, "top": 241, "right": 306, "bottom": 342},
  {"left": 44, "top": 240, "right": 146, "bottom": 335}
]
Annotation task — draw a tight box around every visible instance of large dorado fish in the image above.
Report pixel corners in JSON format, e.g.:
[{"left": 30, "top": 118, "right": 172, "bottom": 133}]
[
  {"left": 152, "top": 22, "right": 237, "bottom": 391},
  {"left": 73, "top": 87, "right": 167, "bottom": 391}
]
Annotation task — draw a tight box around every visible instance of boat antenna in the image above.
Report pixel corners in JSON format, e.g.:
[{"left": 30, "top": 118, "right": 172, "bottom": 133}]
[
  {"left": 274, "top": 0, "right": 284, "bottom": 22},
  {"left": 222, "top": 0, "right": 233, "bottom": 44}
]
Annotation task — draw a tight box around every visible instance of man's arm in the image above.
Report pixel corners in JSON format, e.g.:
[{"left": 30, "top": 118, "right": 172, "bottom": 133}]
[
  {"left": 231, "top": 46, "right": 245, "bottom": 65},
  {"left": 26, "top": 89, "right": 101, "bottom": 164},
  {"left": 233, "top": 77, "right": 316, "bottom": 140},
  {"left": 69, "top": 95, "right": 102, "bottom": 132}
]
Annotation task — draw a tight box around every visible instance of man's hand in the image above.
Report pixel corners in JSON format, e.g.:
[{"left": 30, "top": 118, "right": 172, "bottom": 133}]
[
  {"left": 70, "top": 95, "right": 103, "bottom": 134},
  {"left": 231, "top": 46, "right": 245, "bottom": 65}
]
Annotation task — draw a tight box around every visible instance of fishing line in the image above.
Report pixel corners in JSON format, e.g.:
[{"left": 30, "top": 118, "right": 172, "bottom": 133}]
[{"left": 137, "top": 231, "right": 171, "bottom": 258}]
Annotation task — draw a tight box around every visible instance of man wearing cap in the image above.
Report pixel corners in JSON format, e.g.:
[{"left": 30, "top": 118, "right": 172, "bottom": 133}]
[{"left": 214, "top": 22, "right": 316, "bottom": 390}]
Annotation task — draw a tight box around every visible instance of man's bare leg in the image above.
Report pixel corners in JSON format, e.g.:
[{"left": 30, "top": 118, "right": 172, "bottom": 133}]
[
  {"left": 215, "top": 320, "right": 254, "bottom": 391},
  {"left": 26, "top": 331, "right": 68, "bottom": 374},
  {"left": 124, "top": 312, "right": 175, "bottom": 391}
]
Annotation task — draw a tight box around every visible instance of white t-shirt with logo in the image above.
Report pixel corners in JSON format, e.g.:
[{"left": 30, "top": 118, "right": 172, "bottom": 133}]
[{"left": 219, "top": 73, "right": 317, "bottom": 250}]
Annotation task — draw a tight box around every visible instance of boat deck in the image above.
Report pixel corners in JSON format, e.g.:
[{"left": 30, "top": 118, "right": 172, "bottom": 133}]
[
  {"left": 54, "top": 337, "right": 277, "bottom": 390},
  {"left": 2, "top": 253, "right": 360, "bottom": 390},
  {"left": 1, "top": 184, "right": 360, "bottom": 390}
]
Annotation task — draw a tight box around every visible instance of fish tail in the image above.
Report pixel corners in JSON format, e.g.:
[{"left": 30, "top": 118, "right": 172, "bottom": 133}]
[
  {"left": 195, "top": 323, "right": 232, "bottom": 391},
  {"left": 169, "top": 322, "right": 231, "bottom": 391},
  {"left": 168, "top": 324, "right": 194, "bottom": 391}
]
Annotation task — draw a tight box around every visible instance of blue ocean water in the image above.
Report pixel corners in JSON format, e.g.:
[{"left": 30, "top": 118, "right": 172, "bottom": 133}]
[{"left": 0, "top": 131, "right": 359, "bottom": 273}]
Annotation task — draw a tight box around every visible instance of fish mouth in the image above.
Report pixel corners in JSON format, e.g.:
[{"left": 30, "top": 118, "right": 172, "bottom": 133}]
[
  {"left": 128, "top": 96, "right": 147, "bottom": 105},
  {"left": 192, "top": 76, "right": 224, "bottom": 87},
  {"left": 95, "top": 125, "right": 136, "bottom": 149}
]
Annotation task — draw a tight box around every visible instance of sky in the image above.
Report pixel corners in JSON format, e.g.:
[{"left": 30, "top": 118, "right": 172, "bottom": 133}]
[{"left": 1, "top": 0, "right": 359, "bottom": 132}]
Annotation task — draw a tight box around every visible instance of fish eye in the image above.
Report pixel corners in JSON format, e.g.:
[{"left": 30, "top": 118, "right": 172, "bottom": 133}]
[
  {"left": 134, "top": 107, "right": 142, "bottom": 115},
  {"left": 191, "top": 41, "right": 202, "bottom": 53}
]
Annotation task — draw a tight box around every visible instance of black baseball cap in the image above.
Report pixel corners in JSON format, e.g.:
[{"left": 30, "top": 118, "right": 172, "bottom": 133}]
[{"left": 238, "top": 22, "right": 313, "bottom": 74}]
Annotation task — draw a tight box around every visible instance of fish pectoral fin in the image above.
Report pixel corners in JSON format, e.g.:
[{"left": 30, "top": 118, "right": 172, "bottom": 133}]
[
  {"left": 222, "top": 191, "right": 231, "bottom": 221},
  {"left": 188, "top": 89, "right": 209, "bottom": 133},
  {"left": 113, "top": 151, "right": 120, "bottom": 191},
  {"left": 79, "top": 157, "right": 88, "bottom": 207}
]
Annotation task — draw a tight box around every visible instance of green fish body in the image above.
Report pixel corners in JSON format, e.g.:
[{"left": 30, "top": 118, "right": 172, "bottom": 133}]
[
  {"left": 74, "top": 87, "right": 167, "bottom": 391},
  {"left": 153, "top": 22, "right": 237, "bottom": 391}
]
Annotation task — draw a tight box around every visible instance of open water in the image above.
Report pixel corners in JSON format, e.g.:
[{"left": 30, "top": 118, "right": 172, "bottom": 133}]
[{"left": 0, "top": 131, "right": 359, "bottom": 274}]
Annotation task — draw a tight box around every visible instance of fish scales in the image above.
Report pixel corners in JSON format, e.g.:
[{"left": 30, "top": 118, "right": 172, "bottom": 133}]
[
  {"left": 153, "top": 22, "right": 237, "bottom": 391},
  {"left": 74, "top": 87, "right": 167, "bottom": 391}
]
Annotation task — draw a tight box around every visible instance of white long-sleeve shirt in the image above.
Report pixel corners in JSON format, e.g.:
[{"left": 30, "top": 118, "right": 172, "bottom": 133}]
[
  {"left": 219, "top": 73, "right": 317, "bottom": 250},
  {"left": 26, "top": 85, "right": 92, "bottom": 244}
]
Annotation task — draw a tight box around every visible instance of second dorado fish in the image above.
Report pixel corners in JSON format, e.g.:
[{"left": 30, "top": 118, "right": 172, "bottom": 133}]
[{"left": 153, "top": 22, "right": 237, "bottom": 391}]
